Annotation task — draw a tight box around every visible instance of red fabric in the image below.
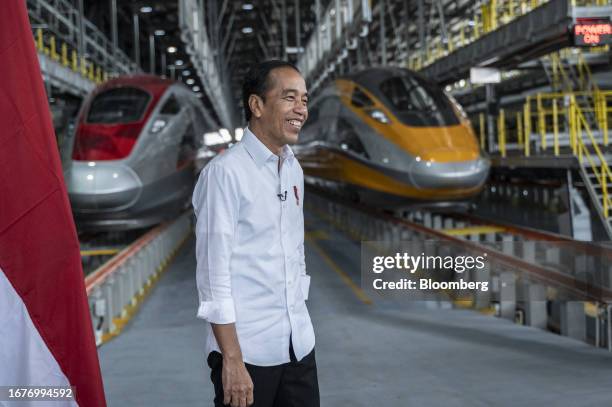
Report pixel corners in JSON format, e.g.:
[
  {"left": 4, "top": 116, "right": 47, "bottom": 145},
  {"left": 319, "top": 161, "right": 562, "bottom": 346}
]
[{"left": 0, "top": 2, "right": 107, "bottom": 407}]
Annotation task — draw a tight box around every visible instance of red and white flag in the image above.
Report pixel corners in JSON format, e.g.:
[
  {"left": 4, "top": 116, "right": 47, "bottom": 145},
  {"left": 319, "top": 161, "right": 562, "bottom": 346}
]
[{"left": 0, "top": 2, "right": 107, "bottom": 406}]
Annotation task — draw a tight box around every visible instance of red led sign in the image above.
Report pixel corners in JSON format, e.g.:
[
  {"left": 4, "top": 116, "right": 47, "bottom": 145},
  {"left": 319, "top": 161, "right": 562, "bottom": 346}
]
[{"left": 573, "top": 17, "right": 612, "bottom": 46}]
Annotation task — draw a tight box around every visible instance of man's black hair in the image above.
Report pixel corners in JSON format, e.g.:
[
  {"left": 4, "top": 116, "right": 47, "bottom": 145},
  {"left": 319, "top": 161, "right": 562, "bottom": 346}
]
[{"left": 242, "top": 60, "right": 301, "bottom": 123}]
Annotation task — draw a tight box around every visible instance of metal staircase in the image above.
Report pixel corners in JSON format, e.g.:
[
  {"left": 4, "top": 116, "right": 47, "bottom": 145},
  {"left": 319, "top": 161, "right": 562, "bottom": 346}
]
[
  {"left": 496, "top": 50, "right": 612, "bottom": 238},
  {"left": 558, "top": 54, "right": 612, "bottom": 238},
  {"left": 577, "top": 149, "right": 612, "bottom": 237}
]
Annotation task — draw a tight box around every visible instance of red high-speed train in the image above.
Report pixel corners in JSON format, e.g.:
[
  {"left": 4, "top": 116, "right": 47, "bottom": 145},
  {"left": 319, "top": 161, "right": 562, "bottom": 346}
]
[{"left": 65, "top": 75, "right": 216, "bottom": 230}]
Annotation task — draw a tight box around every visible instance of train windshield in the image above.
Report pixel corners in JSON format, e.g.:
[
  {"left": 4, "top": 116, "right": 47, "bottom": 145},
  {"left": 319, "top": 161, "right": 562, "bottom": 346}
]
[
  {"left": 73, "top": 87, "right": 153, "bottom": 161},
  {"left": 87, "top": 87, "right": 151, "bottom": 124},
  {"left": 379, "top": 75, "right": 459, "bottom": 127}
]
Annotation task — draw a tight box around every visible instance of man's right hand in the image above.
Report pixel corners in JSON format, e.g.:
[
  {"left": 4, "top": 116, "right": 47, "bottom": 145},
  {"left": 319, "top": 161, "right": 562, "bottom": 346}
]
[{"left": 222, "top": 355, "right": 254, "bottom": 407}]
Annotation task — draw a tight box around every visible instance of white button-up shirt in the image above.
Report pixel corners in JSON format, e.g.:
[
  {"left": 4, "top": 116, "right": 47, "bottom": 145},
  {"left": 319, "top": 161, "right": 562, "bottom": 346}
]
[{"left": 193, "top": 127, "right": 315, "bottom": 366}]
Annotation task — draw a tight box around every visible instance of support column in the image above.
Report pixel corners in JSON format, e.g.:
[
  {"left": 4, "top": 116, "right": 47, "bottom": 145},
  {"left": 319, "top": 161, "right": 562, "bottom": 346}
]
[
  {"left": 379, "top": 0, "right": 386, "bottom": 65},
  {"left": 417, "top": 0, "right": 425, "bottom": 62},
  {"left": 77, "top": 0, "right": 85, "bottom": 65},
  {"left": 295, "top": 0, "right": 300, "bottom": 51},
  {"left": 522, "top": 241, "right": 536, "bottom": 263},
  {"left": 486, "top": 84, "right": 497, "bottom": 153},
  {"left": 149, "top": 34, "right": 155, "bottom": 74},
  {"left": 523, "top": 282, "right": 547, "bottom": 329},
  {"left": 315, "top": 0, "right": 321, "bottom": 60},
  {"left": 499, "top": 271, "right": 516, "bottom": 320},
  {"left": 433, "top": 215, "right": 442, "bottom": 229},
  {"left": 474, "top": 262, "right": 491, "bottom": 309},
  {"left": 110, "top": 0, "right": 118, "bottom": 61},
  {"left": 133, "top": 13, "right": 140, "bottom": 68},
  {"left": 443, "top": 218, "right": 454, "bottom": 229},
  {"left": 423, "top": 212, "right": 432, "bottom": 228},
  {"left": 281, "top": 0, "right": 288, "bottom": 59},
  {"left": 560, "top": 302, "right": 586, "bottom": 341}
]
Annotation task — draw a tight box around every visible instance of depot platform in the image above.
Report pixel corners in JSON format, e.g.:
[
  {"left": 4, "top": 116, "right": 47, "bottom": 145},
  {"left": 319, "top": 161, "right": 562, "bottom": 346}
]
[
  {"left": 97, "top": 209, "right": 612, "bottom": 407},
  {"left": 21, "top": 0, "right": 612, "bottom": 405}
]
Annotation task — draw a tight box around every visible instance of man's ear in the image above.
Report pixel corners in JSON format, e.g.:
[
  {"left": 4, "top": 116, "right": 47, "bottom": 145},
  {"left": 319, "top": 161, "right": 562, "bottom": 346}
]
[{"left": 248, "top": 94, "right": 264, "bottom": 119}]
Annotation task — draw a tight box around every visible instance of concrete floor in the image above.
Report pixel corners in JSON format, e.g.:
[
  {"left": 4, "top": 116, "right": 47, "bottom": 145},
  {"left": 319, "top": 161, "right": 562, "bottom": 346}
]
[{"left": 98, "top": 210, "right": 612, "bottom": 407}]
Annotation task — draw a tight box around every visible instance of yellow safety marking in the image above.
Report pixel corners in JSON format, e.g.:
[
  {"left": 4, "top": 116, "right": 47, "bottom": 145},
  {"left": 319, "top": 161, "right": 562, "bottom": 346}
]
[
  {"left": 584, "top": 302, "right": 598, "bottom": 318},
  {"left": 442, "top": 225, "right": 506, "bottom": 236},
  {"left": 308, "top": 206, "right": 503, "bottom": 313},
  {"left": 453, "top": 298, "right": 474, "bottom": 309},
  {"left": 81, "top": 249, "right": 121, "bottom": 256},
  {"left": 98, "top": 231, "right": 192, "bottom": 346},
  {"left": 306, "top": 236, "right": 372, "bottom": 305},
  {"left": 305, "top": 230, "right": 329, "bottom": 240},
  {"left": 478, "top": 306, "right": 497, "bottom": 316}
]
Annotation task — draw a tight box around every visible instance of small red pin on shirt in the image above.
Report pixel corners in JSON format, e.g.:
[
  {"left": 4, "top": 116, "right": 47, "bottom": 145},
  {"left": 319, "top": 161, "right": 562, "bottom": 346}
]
[{"left": 293, "top": 185, "right": 299, "bottom": 206}]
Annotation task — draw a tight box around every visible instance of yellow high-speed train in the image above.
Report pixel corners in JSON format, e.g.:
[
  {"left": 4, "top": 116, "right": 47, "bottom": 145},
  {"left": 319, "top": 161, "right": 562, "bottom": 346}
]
[{"left": 295, "top": 67, "right": 490, "bottom": 208}]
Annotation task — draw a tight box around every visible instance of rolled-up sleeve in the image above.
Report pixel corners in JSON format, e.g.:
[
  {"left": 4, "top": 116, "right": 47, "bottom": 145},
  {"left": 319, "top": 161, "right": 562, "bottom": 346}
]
[{"left": 193, "top": 163, "right": 239, "bottom": 324}]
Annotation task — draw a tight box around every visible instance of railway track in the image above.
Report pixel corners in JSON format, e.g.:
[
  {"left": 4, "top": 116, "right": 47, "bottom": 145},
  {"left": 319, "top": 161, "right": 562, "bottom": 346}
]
[
  {"left": 306, "top": 186, "right": 612, "bottom": 349},
  {"left": 78, "top": 228, "right": 150, "bottom": 275}
]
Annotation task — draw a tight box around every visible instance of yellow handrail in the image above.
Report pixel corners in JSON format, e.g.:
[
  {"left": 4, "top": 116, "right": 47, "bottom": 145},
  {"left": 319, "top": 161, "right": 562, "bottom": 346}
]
[
  {"left": 523, "top": 100, "right": 531, "bottom": 156},
  {"left": 537, "top": 94, "right": 546, "bottom": 150},
  {"left": 575, "top": 104, "right": 612, "bottom": 214},
  {"left": 604, "top": 171, "right": 609, "bottom": 218},
  {"left": 516, "top": 111, "right": 523, "bottom": 145},
  {"left": 33, "top": 28, "right": 110, "bottom": 84},
  {"left": 491, "top": 89, "right": 612, "bottom": 217},
  {"left": 498, "top": 108, "right": 506, "bottom": 157},
  {"left": 552, "top": 99, "right": 559, "bottom": 156}
]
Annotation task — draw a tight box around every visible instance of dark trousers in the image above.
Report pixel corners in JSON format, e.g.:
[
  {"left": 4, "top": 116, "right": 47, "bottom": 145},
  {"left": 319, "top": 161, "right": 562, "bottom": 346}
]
[{"left": 207, "top": 340, "right": 320, "bottom": 407}]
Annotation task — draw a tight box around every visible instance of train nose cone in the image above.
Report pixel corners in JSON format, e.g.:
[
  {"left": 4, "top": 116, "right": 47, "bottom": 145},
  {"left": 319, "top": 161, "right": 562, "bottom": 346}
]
[
  {"left": 65, "top": 161, "right": 142, "bottom": 210},
  {"left": 409, "top": 156, "right": 490, "bottom": 189}
]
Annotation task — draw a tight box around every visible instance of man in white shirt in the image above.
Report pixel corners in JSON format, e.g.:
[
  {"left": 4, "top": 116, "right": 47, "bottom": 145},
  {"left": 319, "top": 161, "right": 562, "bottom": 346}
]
[{"left": 193, "top": 60, "right": 319, "bottom": 407}]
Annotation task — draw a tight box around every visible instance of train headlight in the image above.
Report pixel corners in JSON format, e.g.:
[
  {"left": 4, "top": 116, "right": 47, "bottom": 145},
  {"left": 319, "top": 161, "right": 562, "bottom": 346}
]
[
  {"left": 150, "top": 119, "right": 167, "bottom": 133},
  {"left": 367, "top": 109, "right": 390, "bottom": 124}
]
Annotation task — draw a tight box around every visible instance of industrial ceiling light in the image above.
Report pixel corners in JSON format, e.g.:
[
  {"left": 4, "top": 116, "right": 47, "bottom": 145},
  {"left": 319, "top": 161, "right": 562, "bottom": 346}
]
[
  {"left": 186, "top": 78, "right": 195, "bottom": 85},
  {"left": 193, "top": 86, "right": 200, "bottom": 92},
  {"left": 175, "top": 59, "right": 184, "bottom": 66},
  {"left": 286, "top": 46, "right": 304, "bottom": 54},
  {"left": 154, "top": 29, "right": 165, "bottom": 36},
  {"left": 167, "top": 46, "right": 177, "bottom": 53},
  {"left": 242, "top": 27, "right": 253, "bottom": 34},
  {"left": 140, "top": 6, "right": 153, "bottom": 13},
  {"left": 182, "top": 70, "right": 191, "bottom": 76},
  {"left": 242, "top": 3, "right": 254, "bottom": 10}
]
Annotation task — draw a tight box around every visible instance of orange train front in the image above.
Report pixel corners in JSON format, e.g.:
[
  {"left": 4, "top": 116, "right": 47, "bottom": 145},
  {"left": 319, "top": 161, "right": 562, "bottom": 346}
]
[{"left": 295, "top": 67, "right": 490, "bottom": 207}]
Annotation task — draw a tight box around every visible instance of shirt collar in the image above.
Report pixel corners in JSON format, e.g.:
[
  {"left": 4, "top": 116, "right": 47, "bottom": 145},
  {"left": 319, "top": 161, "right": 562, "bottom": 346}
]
[{"left": 242, "top": 127, "right": 294, "bottom": 167}]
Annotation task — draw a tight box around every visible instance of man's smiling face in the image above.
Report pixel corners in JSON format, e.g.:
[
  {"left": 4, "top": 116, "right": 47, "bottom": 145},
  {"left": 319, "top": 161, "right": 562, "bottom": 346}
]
[{"left": 257, "top": 67, "right": 309, "bottom": 147}]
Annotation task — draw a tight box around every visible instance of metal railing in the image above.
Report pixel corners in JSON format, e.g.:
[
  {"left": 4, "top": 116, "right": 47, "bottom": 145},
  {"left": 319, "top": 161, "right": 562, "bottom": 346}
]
[
  {"left": 28, "top": 0, "right": 138, "bottom": 85},
  {"left": 85, "top": 213, "right": 192, "bottom": 346},
  {"left": 487, "top": 88, "right": 612, "bottom": 238},
  {"left": 408, "top": 0, "right": 610, "bottom": 71},
  {"left": 306, "top": 188, "right": 612, "bottom": 349},
  {"left": 545, "top": 49, "right": 601, "bottom": 93},
  {"left": 296, "top": 0, "right": 372, "bottom": 92},
  {"left": 178, "top": 0, "right": 234, "bottom": 129}
]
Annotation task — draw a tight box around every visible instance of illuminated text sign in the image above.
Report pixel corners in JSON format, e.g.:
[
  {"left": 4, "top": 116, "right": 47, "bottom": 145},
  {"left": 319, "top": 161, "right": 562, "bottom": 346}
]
[{"left": 574, "top": 17, "right": 612, "bottom": 46}]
